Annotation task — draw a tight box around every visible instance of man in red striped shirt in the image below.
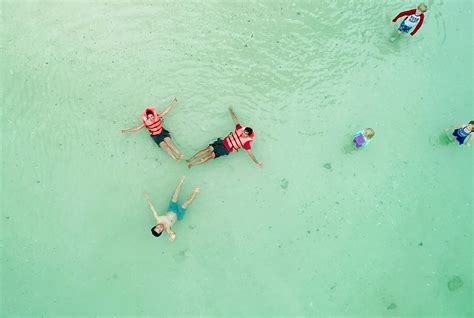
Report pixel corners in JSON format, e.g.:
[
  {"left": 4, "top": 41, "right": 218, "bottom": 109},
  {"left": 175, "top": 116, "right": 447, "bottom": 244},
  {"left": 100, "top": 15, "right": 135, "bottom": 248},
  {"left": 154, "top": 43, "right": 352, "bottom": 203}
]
[
  {"left": 121, "top": 97, "right": 184, "bottom": 161},
  {"left": 392, "top": 3, "right": 427, "bottom": 37},
  {"left": 186, "top": 107, "right": 263, "bottom": 169}
]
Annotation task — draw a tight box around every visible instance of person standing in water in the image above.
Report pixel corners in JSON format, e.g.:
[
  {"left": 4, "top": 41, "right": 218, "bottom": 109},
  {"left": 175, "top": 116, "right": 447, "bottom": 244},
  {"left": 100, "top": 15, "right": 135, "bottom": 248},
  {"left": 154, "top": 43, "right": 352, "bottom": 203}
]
[
  {"left": 353, "top": 128, "right": 375, "bottom": 149},
  {"left": 392, "top": 3, "right": 427, "bottom": 37},
  {"left": 445, "top": 121, "right": 474, "bottom": 147},
  {"left": 144, "top": 176, "right": 200, "bottom": 241},
  {"left": 122, "top": 97, "right": 184, "bottom": 161},
  {"left": 186, "top": 107, "right": 263, "bottom": 169}
]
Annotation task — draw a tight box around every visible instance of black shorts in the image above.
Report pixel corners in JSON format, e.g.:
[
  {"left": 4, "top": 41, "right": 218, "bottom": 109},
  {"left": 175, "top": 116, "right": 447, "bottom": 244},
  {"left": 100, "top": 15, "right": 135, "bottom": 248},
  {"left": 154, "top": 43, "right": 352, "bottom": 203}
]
[
  {"left": 210, "top": 138, "right": 230, "bottom": 158},
  {"left": 151, "top": 129, "right": 171, "bottom": 146}
]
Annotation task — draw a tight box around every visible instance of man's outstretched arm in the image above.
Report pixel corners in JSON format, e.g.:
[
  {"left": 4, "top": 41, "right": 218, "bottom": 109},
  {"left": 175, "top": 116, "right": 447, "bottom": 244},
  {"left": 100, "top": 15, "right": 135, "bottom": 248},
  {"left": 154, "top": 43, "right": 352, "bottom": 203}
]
[
  {"left": 392, "top": 9, "right": 415, "bottom": 22},
  {"left": 160, "top": 97, "right": 178, "bottom": 117},
  {"left": 229, "top": 106, "right": 239, "bottom": 125},
  {"left": 122, "top": 123, "right": 145, "bottom": 134},
  {"left": 144, "top": 192, "right": 160, "bottom": 223},
  {"left": 465, "top": 134, "right": 473, "bottom": 147},
  {"left": 166, "top": 228, "right": 176, "bottom": 241},
  {"left": 246, "top": 149, "right": 263, "bottom": 168}
]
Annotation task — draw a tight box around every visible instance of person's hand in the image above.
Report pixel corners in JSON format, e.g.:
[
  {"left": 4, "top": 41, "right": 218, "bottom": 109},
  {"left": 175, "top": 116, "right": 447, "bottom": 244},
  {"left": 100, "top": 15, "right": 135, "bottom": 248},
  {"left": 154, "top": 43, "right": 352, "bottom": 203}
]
[
  {"left": 173, "top": 97, "right": 178, "bottom": 103},
  {"left": 194, "top": 187, "right": 200, "bottom": 193},
  {"left": 257, "top": 161, "right": 264, "bottom": 168},
  {"left": 169, "top": 233, "right": 176, "bottom": 241},
  {"left": 121, "top": 129, "right": 128, "bottom": 134}
]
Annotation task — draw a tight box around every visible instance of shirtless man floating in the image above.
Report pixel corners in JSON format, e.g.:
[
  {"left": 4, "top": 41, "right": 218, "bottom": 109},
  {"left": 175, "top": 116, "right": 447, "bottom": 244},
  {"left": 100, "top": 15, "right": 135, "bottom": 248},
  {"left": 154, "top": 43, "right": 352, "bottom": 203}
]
[{"left": 144, "top": 176, "right": 199, "bottom": 241}]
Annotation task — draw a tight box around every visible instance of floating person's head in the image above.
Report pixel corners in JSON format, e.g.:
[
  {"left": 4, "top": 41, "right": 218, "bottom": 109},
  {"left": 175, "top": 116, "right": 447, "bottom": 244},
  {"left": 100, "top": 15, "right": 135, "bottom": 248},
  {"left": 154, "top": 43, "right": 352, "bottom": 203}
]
[
  {"left": 417, "top": 3, "right": 428, "bottom": 14},
  {"left": 467, "top": 121, "right": 474, "bottom": 131},
  {"left": 364, "top": 128, "right": 375, "bottom": 139},
  {"left": 146, "top": 110, "right": 155, "bottom": 121},
  {"left": 242, "top": 127, "right": 253, "bottom": 136},
  {"left": 151, "top": 224, "right": 164, "bottom": 238}
]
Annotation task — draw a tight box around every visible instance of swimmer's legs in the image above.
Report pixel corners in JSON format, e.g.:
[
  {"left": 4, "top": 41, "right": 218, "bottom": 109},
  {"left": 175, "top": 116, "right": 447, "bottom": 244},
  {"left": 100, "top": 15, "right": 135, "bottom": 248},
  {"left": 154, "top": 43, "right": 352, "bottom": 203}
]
[
  {"left": 172, "top": 176, "right": 186, "bottom": 202},
  {"left": 448, "top": 133, "right": 455, "bottom": 142},
  {"left": 164, "top": 137, "right": 184, "bottom": 160},
  {"left": 188, "top": 152, "right": 215, "bottom": 169},
  {"left": 444, "top": 128, "right": 456, "bottom": 142},
  {"left": 160, "top": 141, "right": 179, "bottom": 161},
  {"left": 390, "top": 30, "right": 401, "bottom": 42},
  {"left": 187, "top": 147, "right": 213, "bottom": 164},
  {"left": 182, "top": 187, "right": 200, "bottom": 209}
]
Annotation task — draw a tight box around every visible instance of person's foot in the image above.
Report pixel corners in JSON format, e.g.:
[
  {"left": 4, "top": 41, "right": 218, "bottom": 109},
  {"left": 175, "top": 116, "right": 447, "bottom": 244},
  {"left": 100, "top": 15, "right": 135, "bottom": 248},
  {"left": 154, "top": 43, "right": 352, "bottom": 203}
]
[
  {"left": 187, "top": 162, "right": 193, "bottom": 169},
  {"left": 180, "top": 176, "right": 186, "bottom": 183},
  {"left": 194, "top": 187, "right": 200, "bottom": 193}
]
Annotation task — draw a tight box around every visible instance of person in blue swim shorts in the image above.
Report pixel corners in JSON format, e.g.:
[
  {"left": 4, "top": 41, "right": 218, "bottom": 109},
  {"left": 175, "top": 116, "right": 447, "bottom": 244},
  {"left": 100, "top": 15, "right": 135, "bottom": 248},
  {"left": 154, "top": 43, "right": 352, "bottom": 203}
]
[
  {"left": 392, "top": 3, "right": 427, "bottom": 37},
  {"left": 445, "top": 121, "right": 474, "bottom": 147},
  {"left": 144, "top": 176, "right": 200, "bottom": 241}
]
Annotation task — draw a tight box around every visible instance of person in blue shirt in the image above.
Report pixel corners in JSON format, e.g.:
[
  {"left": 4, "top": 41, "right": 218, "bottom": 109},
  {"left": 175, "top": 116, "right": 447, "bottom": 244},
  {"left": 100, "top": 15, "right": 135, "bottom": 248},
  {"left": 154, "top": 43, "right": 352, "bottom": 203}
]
[{"left": 445, "top": 121, "right": 474, "bottom": 146}]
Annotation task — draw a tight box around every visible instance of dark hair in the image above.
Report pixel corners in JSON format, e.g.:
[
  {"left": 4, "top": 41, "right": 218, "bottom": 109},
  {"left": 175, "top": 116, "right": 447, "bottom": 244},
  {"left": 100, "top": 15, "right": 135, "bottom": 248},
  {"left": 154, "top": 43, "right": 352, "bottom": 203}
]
[
  {"left": 469, "top": 121, "right": 474, "bottom": 131},
  {"left": 146, "top": 110, "right": 154, "bottom": 116},
  {"left": 244, "top": 127, "right": 253, "bottom": 135},
  {"left": 151, "top": 226, "right": 162, "bottom": 238}
]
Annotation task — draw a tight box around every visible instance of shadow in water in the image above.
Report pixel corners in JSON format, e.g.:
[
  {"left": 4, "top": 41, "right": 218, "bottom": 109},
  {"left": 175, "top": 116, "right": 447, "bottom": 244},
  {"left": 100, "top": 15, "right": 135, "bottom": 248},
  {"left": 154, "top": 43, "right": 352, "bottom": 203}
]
[
  {"left": 440, "top": 131, "right": 453, "bottom": 145},
  {"left": 432, "top": 131, "right": 454, "bottom": 146},
  {"left": 343, "top": 139, "right": 357, "bottom": 154},
  {"left": 388, "top": 30, "right": 401, "bottom": 43}
]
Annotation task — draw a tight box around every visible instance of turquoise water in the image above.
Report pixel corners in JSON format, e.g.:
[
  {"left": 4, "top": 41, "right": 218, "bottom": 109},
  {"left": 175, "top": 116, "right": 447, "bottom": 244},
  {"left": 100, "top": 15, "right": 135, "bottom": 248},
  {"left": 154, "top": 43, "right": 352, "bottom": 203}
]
[{"left": 1, "top": 0, "right": 472, "bottom": 316}]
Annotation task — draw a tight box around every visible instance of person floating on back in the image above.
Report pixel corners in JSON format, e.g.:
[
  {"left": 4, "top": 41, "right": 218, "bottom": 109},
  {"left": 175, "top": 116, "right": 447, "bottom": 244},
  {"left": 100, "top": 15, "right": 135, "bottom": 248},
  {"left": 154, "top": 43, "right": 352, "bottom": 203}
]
[
  {"left": 144, "top": 176, "right": 200, "bottom": 241},
  {"left": 392, "top": 3, "right": 427, "bottom": 37},
  {"left": 186, "top": 107, "right": 263, "bottom": 169},
  {"left": 445, "top": 121, "right": 474, "bottom": 147},
  {"left": 353, "top": 128, "right": 375, "bottom": 149},
  {"left": 122, "top": 97, "right": 184, "bottom": 161}
]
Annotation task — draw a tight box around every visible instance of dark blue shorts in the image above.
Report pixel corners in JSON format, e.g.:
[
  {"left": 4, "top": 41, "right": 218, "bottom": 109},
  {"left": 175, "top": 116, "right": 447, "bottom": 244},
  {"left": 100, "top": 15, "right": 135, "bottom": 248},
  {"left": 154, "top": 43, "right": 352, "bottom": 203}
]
[
  {"left": 398, "top": 21, "right": 412, "bottom": 33},
  {"left": 210, "top": 138, "right": 230, "bottom": 158},
  {"left": 168, "top": 201, "right": 187, "bottom": 221},
  {"left": 151, "top": 129, "right": 171, "bottom": 146}
]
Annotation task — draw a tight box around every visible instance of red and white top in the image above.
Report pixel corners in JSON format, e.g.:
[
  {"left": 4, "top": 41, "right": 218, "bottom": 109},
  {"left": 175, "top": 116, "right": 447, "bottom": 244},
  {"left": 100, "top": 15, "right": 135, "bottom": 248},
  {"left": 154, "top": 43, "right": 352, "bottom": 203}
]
[
  {"left": 223, "top": 124, "right": 255, "bottom": 152},
  {"left": 393, "top": 9, "right": 425, "bottom": 36}
]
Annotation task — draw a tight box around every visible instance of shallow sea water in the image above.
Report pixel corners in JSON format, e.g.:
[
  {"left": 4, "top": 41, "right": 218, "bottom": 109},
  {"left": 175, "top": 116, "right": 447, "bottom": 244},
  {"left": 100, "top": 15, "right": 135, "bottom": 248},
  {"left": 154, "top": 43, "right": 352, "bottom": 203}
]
[{"left": 1, "top": 0, "right": 473, "bottom": 316}]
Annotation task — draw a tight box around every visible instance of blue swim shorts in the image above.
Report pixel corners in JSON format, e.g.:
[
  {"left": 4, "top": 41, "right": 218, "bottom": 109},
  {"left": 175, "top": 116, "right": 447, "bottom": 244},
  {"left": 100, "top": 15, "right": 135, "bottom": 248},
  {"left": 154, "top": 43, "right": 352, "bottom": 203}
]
[
  {"left": 398, "top": 21, "right": 412, "bottom": 33},
  {"left": 168, "top": 201, "right": 187, "bottom": 220}
]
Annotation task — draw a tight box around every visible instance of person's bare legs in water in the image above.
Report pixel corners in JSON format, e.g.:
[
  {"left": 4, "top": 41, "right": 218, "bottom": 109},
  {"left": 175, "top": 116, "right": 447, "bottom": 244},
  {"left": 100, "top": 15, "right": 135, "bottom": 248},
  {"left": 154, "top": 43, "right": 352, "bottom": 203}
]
[{"left": 186, "top": 146, "right": 215, "bottom": 169}]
